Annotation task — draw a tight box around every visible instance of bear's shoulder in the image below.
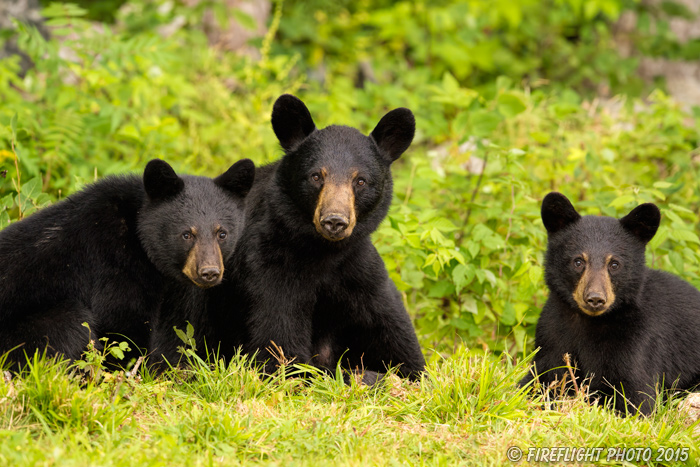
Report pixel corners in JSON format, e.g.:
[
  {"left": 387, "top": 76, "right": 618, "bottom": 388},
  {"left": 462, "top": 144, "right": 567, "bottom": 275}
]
[
  {"left": 0, "top": 174, "right": 143, "bottom": 241},
  {"left": 641, "top": 268, "right": 700, "bottom": 314}
]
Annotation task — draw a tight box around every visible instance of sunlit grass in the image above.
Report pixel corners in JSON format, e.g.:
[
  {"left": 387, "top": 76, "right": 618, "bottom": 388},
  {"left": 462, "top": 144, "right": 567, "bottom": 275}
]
[{"left": 0, "top": 348, "right": 697, "bottom": 466}]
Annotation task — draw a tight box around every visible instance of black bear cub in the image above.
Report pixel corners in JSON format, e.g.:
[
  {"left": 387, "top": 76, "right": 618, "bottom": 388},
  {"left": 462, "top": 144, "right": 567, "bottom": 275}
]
[
  {"left": 208, "top": 94, "right": 425, "bottom": 380},
  {"left": 521, "top": 192, "right": 700, "bottom": 415},
  {"left": 0, "top": 158, "right": 254, "bottom": 369}
]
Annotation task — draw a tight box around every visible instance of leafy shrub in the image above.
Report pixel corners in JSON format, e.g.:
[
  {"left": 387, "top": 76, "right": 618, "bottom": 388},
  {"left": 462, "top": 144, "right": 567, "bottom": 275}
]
[{"left": 1, "top": 1, "right": 699, "bottom": 358}]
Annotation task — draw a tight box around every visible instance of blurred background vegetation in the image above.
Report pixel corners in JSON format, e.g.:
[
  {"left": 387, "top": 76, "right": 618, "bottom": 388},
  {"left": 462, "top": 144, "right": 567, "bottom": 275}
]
[{"left": 1, "top": 0, "right": 699, "bottom": 360}]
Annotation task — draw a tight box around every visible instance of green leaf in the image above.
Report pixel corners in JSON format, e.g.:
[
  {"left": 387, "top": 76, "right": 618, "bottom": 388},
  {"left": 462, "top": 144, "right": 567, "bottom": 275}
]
[
  {"left": 428, "top": 280, "right": 453, "bottom": 298},
  {"left": 110, "top": 347, "right": 124, "bottom": 360},
  {"left": 497, "top": 91, "right": 527, "bottom": 117},
  {"left": 21, "top": 177, "right": 41, "bottom": 199},
  {"left": 482, "top": 237, "right": 503, "bottom": 250},
  {"left": 451, "top": 317, "right": 470, "bottom": 330},
  {"left": 442, "top": 71, "right": 460, "bottom": 94},
  {"left": 0, "top": 211, "right": 10, "bottom": 229},
  {"left": 467, "top": 241, "right": 480, "bottom": 260},
  {"left": 512, "top": 262, "right": 530, "bottom": 278},
  {"left": 608, "top": 195, "right": 635, "bottom": 208},
  {"left": 653, "top": 181, "right": 673, "bottom": 189},
  {"left": 173, "top": 326, "right": 188, "bottom": 344},
  {"left": 647, "top": 226, "right": 669, "bottom": 250},
  {"left": 482, "top": 269, "right": 497, "bottom": 287},
  {"left": 461, "top": 295, "right": 478, "bottom": 314},
  {"left": 671, "top": 229, "right": 700, "bottom": 244},
  {"left": 513, "top": 327, "right": 527, "bottom": 351},
  {"left": 0, "top": 194, "right": 15, "bottom": 209},
  {"left": 471, "top": 224, "right": 493, "bottom": 242},
  {"left": 469, "top": 110, "right": 503, "bottom": 137},
  {"left": 669, "top": 250, "right": 684, "bottom": 274},
  {"left": 528, "top": 265, "right": 543, "bottom": 286},
  {"left": 669, "top": 203, "right": 694, "bottom": 214},
  {"left": 452, "top": 264, "right": 472, "bottom": 293},
  {"left": 232, "top": 9, "right": 257, "bottom": 31},
  {"left": 500, "top": 303, "right": 516, "bottom": 326},
  {"left": 42, "top": 3, "right": 87, "bottom": 18},
  {"left": 426, "top": 217, "right": 458, "bottom": 232},
  {"left": 664, "top": 210, "right": 685, "bottom": 225}
]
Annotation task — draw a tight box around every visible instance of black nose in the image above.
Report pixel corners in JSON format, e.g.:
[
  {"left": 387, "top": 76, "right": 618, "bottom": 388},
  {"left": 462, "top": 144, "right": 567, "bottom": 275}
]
[
  {"left": 200, "top": 267, "right": 220, "bottom": 282},
  {"left": 322, "top": 215, "right": 348, "bottom": 234},
  {"left": 586, "top": 292, "right": 606, "bottom": 308}
]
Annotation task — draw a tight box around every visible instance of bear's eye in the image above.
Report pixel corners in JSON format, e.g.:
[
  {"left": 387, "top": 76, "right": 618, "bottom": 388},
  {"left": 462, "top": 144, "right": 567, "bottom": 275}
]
[
  {"left": 218, "top": 231, "right": 227, "bottom": 240},
  {"left": 609, "top": 260, "right": 620, "bottom": 271},
  {"left": 357, "top": 178, "right": 366, "bottom": 186},
  {"left": 573, "top": 258, "right": 584, "bottom": 269},
  {"left": 182, "top": 232, "right": 193, "bottom": 240},
  {"left": 311, "top": 173, "right": 321, "bottom": 182}
]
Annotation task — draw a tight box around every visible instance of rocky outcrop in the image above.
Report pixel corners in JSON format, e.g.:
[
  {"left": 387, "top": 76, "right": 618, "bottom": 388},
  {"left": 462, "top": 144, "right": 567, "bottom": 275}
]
[{"left": 0, "top": 0, "right": 48, "bottom": 74}]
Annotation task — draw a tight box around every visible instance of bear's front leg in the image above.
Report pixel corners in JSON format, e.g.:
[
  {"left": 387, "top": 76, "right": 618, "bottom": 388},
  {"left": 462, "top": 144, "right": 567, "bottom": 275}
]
[
  {"left": 606, "top": 377, "right": 656, "bottom": 417},
  {"left": 245, "top": 294, "right": 315, "bottom": 376},
  {"left": 334, "top": 266, "right": 425, "bottom": 381},
  {"left": 361, "top": 286, "right": 426, "bottom": 380},
  {"left": 518, "top": 351, "right": 583, "bottom": 398}
]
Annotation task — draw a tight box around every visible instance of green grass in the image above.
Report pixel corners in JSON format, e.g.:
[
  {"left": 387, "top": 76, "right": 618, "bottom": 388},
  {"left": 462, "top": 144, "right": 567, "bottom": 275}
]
[
  {"left": 0, "top": 348, "right": 697, "bottom": 466},
  {"left": 2, "top": 2, "right": 700, "bottom": 464}
]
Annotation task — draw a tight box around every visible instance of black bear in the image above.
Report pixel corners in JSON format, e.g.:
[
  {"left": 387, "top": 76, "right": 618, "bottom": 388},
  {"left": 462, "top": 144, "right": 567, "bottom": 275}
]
[
  {"left": 0, "top": 158, "right": 254, "bottom": 370},
  {"left": 207, "top": 94, "right": 426, "bottom": 381},
  {"left": 521, "top": 192, "right": 700, "bottom": 415}
]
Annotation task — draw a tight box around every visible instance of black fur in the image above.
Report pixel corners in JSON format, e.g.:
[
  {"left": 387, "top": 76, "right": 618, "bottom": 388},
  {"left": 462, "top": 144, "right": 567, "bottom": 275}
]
[
  {"left": 521, "top": 192, "right": 700, "bottom": 415},
  {"left": 206, "top": 94, "right": 425, "bottom": 380},
  {"left": 143, "top": 159, "right": 185, "bottom": 200},
  {"left": 0, "top": 159, "right": 254, "bottom": 369},
  {"left": 271, "top": 94, "right": 317, "bottom": 152},
  {"left": 144, "top": 159, "right": 255, "bottom": 368}
]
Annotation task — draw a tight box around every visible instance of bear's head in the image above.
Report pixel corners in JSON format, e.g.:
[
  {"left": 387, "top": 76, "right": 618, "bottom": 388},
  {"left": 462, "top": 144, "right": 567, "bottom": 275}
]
[
  {"left": 271, "top": 94, "right": 415, "bottom": 242},
  {"left": 138, "top": 159, "right": 255, "bottom": 288},
  {"left": 541, "top": 192, "right": 660, "bottom": 317}
]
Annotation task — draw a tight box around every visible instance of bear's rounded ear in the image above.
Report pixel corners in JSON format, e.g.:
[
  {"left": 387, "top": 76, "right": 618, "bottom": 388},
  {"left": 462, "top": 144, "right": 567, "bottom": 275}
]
[
  {"left": 370, "top": 107, "right": 415, "bottom": 163},
  {"left": 541, "top": 192, "right": 581, "bottom": 235},
  {"left": 619, "top": 203, "right": 660, "bottom": 244},
  {"left": 143, "top": 159, "right": 184, "bottom": 201},
  {"left": 271, "top": 94, "right": 316, "bottom": 152},
  {"left": 215, "top": 158, "right": 256, "bottom": 197}
]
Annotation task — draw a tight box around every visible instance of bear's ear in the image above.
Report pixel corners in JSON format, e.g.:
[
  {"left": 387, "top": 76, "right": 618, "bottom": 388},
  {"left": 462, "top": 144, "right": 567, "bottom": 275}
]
[
  {"left": 541, "top": 192, "right": 581, "bottom": 235},
  {"left": 143, "top": 159, "right": 184, "bottom": 201},
  {"left": 215, "top": 158, "right": 256, "bottom": 197},
  {"left": 619, "top": 203, "right": 660, "bottom": 244},
  {"left": 370, "top": 107, "right": 415, "bottom": 163},
  {"left": 271, "top": 94, "right": 316, "bottom": 152}
]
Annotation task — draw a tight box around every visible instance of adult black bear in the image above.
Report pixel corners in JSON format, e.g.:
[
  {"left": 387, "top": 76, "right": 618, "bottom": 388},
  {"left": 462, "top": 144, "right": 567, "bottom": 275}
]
[
  {"left": 0, "top": 158, "right": 254, "bottom": 370},
  {"left": 521, "top": 192, "right": 700, "bottom": 415},
  {"left": 208, "top": 94, "right": 425, "bottom": 381}
]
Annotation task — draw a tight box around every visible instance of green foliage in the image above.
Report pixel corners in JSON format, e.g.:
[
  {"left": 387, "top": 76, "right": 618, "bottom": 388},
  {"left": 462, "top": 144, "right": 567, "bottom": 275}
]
[
  {"left": 3, "top": 1, "right": 700, "bottom": 463},
  {"left": 0, "top": 352, "right": 698, "bottom": 465},
  {"left": 278, "top": 0, "right": 642, "bottom": 94},
  {"left": 7, "top": 353, "right": 134, "bottom": 434},
  {"left": 72, "top": 323, "right": 131, "bottom": 383},
  {"left": 42, "top": 0, "right": 128, "bottom": 23},
  {"left": 173, "top": 322, "right": 198, "bottom": 354},
  {"left": 1, "top": 0, "right": 700, "bottom": 357}
]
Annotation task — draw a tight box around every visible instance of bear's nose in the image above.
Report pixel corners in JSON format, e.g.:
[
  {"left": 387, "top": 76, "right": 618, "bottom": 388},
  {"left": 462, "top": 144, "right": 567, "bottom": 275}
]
[
  {"left": 322, "top": 215, "right": 348, "bottom": 235},
  {"left": 586, "top": 292, "right": 606, "bottom": 308},
  {"left": 200, "top": 267, "right": 221, "bottom": 282}
]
